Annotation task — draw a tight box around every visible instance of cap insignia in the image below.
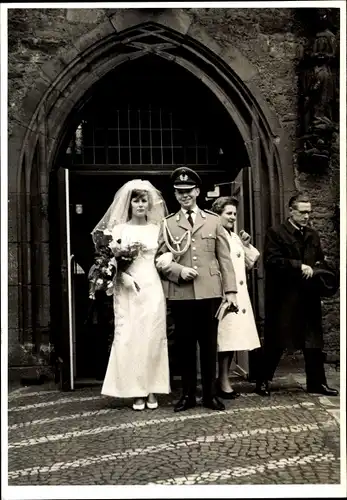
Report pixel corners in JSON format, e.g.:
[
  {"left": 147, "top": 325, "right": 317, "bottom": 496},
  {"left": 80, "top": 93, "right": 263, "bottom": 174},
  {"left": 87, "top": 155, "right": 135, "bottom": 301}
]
[{"left": 179, "top": 174, "right": 188, "bottom": 181}]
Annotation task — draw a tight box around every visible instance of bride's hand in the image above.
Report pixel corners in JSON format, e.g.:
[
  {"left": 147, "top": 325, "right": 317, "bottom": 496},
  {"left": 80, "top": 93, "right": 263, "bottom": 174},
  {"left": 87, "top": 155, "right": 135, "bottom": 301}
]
[{"left": 121, "top": 272, "right": 139, "bottom": 293}]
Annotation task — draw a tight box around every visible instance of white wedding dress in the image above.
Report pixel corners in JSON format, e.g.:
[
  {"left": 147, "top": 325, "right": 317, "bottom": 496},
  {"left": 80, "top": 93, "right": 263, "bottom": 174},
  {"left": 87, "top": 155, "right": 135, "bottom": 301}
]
[{"left": 101, "top": 223, "right": 170, "bottom": 398}]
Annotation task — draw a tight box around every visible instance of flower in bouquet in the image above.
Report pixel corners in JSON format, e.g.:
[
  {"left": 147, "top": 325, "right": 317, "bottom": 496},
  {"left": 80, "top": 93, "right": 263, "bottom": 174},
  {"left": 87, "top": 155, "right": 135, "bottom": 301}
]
[
  {"left": 111, "top": 239, "right": 147, "bottom": 291},
  {"left": 88, "top": 231, "right": 117, "bottom": 300}
]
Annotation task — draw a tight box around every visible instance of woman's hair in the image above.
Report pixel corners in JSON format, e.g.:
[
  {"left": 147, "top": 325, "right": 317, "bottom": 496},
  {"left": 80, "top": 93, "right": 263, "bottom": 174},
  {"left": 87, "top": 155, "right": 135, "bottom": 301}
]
[
  {"left": 211, "top": 196, "right": 239, "bottom": 215},
  {"left": 128, "top": 189, "right": 153, "bottom": 218}
]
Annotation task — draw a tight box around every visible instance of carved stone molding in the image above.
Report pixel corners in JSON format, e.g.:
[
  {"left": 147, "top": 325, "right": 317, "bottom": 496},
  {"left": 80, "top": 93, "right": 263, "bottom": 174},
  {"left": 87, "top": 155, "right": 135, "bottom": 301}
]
[{"left": 296, "top": 8, "right": 339, "bottom": 173}]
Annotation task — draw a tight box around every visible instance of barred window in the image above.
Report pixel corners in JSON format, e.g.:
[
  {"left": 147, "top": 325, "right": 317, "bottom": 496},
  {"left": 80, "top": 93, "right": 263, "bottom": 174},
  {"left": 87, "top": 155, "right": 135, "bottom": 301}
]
[{"left": 65, "top": 106, "right": 219, "bottom": 167}]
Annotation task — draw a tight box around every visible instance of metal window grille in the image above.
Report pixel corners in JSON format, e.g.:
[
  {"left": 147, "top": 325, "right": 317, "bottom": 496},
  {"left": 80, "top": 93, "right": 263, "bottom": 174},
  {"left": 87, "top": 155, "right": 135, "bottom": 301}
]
[{"left": 65, "top": 106, "right": 218, "bottom": 167}]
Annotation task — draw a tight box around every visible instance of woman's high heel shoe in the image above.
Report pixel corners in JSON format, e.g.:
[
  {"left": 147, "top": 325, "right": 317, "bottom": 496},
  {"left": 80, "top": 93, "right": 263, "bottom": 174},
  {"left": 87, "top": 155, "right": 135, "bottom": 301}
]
[
  {"left": 216, "top": 382, "right": 240, "bottom": 400},
  {"left": 146, "top": 394, "right": 158, "bottom": 409},
  {"left": 146, "top": 400, "right": 158, "bottom": 409},
  {"left": 132, "top": 399, "right": 145, "bottom": 411},
  {"left": 217, "top": 389, "right": 240, "bottom": 400}
]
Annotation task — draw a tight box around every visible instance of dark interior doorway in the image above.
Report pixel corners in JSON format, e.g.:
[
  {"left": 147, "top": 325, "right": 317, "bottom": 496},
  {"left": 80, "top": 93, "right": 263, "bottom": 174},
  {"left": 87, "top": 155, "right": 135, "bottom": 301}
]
[
  {"left": 68, "top": 171, "right": 233, "bottom": 379},
  {"left": 54, "top": 54, "right": 250, "bottom": 382}
]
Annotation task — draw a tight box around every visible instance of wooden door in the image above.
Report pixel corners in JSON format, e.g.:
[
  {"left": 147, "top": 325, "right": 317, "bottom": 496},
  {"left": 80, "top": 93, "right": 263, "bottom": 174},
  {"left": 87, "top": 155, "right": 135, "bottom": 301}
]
[
  {"left": 56, "top": 167, "right": 76, "bottom": 390},
  {"left": 229, "top": 168, "right": 251, "bottom": 378}
]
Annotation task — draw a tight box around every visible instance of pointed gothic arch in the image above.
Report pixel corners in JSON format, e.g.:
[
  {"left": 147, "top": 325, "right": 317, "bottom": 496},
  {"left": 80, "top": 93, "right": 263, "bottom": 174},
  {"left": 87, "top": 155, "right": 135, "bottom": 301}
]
[{"left": 9, "top": 12, "right": 295, "bottom": 352}]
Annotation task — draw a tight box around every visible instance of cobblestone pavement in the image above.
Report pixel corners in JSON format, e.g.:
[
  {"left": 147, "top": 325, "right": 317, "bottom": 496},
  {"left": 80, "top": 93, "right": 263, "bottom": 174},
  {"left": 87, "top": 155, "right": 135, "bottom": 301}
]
[{"left": 7, "top": 365, "right": 343, "bottom": 488}]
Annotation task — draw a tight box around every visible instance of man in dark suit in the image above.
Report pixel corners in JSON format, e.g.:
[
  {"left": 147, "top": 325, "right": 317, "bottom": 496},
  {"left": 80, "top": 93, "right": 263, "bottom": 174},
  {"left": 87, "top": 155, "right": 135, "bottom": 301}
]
[
  {"left": 156, "top": 167, "right": 238, "bottom": 412},
  {"left": 256, "top": 192, "right": 338, "bottom": 397}
]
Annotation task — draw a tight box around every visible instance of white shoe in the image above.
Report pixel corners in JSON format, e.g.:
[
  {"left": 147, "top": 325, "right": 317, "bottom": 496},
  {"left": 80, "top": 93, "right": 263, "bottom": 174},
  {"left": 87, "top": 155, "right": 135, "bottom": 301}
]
[
  {"left": 146, "top": 400, "right": 158, "bottom": 409},
  {"left": 132, "top": 399, "right": 145, "bottom": 411}
]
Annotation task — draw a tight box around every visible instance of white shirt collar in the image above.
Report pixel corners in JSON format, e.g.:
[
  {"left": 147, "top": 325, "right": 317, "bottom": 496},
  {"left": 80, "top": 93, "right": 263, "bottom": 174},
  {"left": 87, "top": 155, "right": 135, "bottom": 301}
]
[
  {"left": 288, "top": 218, "right": 303, "bottom": 232},
  {"left": 182, "top": 206, "right": 199, "bottom": 215}
]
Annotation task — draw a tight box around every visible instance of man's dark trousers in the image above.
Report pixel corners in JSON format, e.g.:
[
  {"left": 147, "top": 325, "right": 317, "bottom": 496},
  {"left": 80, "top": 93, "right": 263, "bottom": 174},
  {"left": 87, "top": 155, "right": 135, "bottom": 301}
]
[
  {"left": 261, "top": 345, "right": 327, "bottom": 387},
  {"left": 170, "top": 298, "right": 220, "bottom": 400}
]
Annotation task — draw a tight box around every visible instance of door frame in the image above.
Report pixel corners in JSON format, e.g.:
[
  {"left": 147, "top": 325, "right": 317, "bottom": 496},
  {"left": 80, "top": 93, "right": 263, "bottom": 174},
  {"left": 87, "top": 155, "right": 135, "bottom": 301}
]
[{"left": 56, "top": 166, "right": 247, "bottom": 387}]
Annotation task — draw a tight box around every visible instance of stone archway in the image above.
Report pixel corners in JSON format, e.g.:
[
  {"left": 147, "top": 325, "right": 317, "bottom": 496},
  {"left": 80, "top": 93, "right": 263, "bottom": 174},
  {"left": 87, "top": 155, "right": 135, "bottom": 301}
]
[{"left": 9, "top": 8, "right": 295, "bottom": 359}]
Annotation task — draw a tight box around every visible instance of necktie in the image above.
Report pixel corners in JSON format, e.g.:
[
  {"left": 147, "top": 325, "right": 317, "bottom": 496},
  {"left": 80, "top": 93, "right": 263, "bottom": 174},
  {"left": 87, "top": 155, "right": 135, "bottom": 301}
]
[{"left": 187, "top": 210, "right": 194, "bottom": 227}]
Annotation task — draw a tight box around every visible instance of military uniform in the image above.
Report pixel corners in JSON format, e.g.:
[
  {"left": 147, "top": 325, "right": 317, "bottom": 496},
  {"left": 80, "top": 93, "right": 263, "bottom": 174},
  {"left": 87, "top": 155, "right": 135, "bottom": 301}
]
[
  {"left": 157, "top": 209, "right": 237, "bottom": 300},
  {"left": 156, "top": 168, "right": 237, "bottom": 405}
]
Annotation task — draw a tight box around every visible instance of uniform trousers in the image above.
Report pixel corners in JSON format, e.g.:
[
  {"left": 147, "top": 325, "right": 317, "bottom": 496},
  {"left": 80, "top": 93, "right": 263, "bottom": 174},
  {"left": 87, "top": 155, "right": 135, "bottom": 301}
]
[
  {"left": 261, "top": 346, "right": 327, "bottom": 387},
  {"left": 170, "top": 298, "right": 220, "bottom": 400}
]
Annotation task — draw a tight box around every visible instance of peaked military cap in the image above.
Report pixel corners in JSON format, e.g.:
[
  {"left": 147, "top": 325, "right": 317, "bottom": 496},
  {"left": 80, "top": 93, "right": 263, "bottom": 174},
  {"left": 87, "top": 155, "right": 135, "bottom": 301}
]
[{"left": 171, "top": 167, "right": 202, "bottom": 190}]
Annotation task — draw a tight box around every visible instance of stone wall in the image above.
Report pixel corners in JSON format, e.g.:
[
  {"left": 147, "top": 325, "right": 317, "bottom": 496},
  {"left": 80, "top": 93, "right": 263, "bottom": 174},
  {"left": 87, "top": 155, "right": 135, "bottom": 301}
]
[{"left": 8, "top": 7, "right": 340, "bottom": 380}]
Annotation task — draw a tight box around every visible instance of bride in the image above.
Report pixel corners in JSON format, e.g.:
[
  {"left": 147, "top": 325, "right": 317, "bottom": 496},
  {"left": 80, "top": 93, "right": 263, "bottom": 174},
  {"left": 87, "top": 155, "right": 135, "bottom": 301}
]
[{"left": 92, "top": 180, "right": 170, "bottom": 410}]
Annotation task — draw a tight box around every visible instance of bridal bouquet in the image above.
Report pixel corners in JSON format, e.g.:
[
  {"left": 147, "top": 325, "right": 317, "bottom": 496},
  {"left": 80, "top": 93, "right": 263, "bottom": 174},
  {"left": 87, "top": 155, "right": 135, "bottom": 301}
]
[
  {"left": 88, "top": 231, "right": 146, "bottom": 299},
  {"left": 88, "top": 231, "right": 117, "bottom": 300},
  {"left": 110, "top": 238, "right": 147, "bottom": 292}
]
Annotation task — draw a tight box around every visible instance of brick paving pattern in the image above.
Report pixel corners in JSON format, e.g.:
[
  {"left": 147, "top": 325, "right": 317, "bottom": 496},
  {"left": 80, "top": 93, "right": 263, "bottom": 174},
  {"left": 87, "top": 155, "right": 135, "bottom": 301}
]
[{"left": 7, "top": 366, "right": 342, "bottom": 486}]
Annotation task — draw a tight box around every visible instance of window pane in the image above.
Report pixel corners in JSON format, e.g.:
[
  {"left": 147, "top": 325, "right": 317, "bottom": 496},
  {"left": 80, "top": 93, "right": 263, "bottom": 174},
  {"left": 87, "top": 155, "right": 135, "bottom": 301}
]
[
  {"left": 161, "top": 112, "right": 171, "bottom": 129},
  {"left": 129, "top": 110, "right": 138, "bottom": 128},
  {"left": 118, "top": 110, "right": 127, "bottom": 128},
  {"left": 72, "top": 152, "right": 83, "bottom": 165},
  {"left": 82, "top": 126, "right": 93, "bottom": 146},
  {"left": 83, "top": 148, "right": 94, "bottom": 164},
  {"left": 142, "top": 148, "right": 151, "bottom": 165},
  {"left": 94, "top": 129, "right": 106, "bottom": 147},
  {"left": 130, "top": 130, "right": 140, "bottom": 147},
  {"left": 173, "top": 148, "right": 183, "bottom": 165},
  {"left": 162, "top": 130, "right": 171, "bottom": 147},
  {"left": 120, "top": 130, "right": 129, "bottom": 146},
  {"left": 120, "top": 148, "right": 130, "bottom": 165},
  {"left": 163, "top": 149, "right": 173, "bottom": 165},
  {"left": 172, "top": 130, "right": 182, "bottom": 146},
  {"left": 141, "top": 111, "right": 150, "bottom": 129},
  {"left": 141, "top": 130, "right": 150, "bottom": 147},
  {"left": 152, "top": 130, "right": 161, "bottom": 147},
  {"left": 150, "top": 111, "right": 160, "bottom": 128},
  {"left": 184, "top": 130, "right": 196, "bottom": 147},
  {"left": 95, "top": 148, "right": 106, "bottom": 164},
  {"left": 152, "top": 148, "right": 162, "bottom": 165},
  {"left": 107, "top": 129, "right": 119, "bottom": 147},
  {"left": 131, "top": 148, "right": 141, "bottom": 165},
  {"left": 185, "top": 147, "right": 197, "bottom": 164},
  {"left": 108, "top": 148, "right": 119, "bottom": 165}
]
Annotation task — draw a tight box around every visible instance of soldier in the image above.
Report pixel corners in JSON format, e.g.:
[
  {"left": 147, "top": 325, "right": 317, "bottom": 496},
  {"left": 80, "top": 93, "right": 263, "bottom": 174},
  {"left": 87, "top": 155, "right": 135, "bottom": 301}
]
[{"left": 156, "top": 167, "right": 238, "bottom": 412}]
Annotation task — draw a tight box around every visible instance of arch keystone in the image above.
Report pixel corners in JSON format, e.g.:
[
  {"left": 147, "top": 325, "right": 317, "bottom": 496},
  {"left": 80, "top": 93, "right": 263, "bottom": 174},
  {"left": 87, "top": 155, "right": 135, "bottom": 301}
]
[{"left": 109, "top": 8, "right": 193, "bottom": 35}]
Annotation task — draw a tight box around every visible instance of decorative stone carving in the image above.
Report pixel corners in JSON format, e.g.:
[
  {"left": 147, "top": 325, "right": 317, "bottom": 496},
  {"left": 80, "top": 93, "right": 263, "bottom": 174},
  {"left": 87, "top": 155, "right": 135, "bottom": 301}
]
[{"left": 297, "top": 9, "right": 338, "bottom": 172}]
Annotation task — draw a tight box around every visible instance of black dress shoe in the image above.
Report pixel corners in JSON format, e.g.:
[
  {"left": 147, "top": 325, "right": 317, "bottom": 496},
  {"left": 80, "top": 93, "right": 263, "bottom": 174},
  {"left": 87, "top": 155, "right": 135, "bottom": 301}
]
[
  {"left": 217, "top": 388, "right": 240, "bottom": 400},
  {"left": 174, "top": 395, "right": 196, "bottom": 412},
  {"left": 307, "top": 384, "right": 339, "bottom": 396},
  {"left": 255, "top": 381, "right": 270, "bottom": 397},
  {"left": 202, "top": 396, "right": 225, "bottom": 411}
]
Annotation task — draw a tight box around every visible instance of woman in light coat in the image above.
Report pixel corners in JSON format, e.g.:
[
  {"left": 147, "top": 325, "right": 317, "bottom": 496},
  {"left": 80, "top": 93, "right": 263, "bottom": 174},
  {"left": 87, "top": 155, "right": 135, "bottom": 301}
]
[{"left": 211, "top": 196, "right": 261, "bottom": 398}]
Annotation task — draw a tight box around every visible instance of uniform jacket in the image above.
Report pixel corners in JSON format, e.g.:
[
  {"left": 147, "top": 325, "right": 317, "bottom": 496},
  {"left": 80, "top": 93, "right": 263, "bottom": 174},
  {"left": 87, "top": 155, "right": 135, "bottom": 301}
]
[
  {"left": 264, "top": 219, "right": 325, "bottom": 350},
  {"left": 156, "top": 208, "right": 237, "bottom": 300}
]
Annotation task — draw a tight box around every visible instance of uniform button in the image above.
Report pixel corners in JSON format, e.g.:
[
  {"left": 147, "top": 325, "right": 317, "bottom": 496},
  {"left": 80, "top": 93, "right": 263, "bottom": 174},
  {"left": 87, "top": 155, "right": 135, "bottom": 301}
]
[
  {"left": 192, "top": 238, "right": 195, "bottom": 242},
  {"left": 209, "top": 233, "right": 212, "bottom": 237},
  {"left": 240, "top": 281, "right": 244, "bottom": 285},
  {"left": 242, "top": 309, "right": 246, "bottom": 314},
  {"left": 193, "top": 256, "right": 197, "bottom": 260},
  {"left": 237, "top": 253, "right": 241, "bottom": 258},
  {"left": 193, "top": 266, "right": 198, "bottom": 270},
  {"left": 192, "top": 247, "right": 196, "bottom": 250},
  {"left": 175, "top": 236, "right": 179, "bottom": 240}
]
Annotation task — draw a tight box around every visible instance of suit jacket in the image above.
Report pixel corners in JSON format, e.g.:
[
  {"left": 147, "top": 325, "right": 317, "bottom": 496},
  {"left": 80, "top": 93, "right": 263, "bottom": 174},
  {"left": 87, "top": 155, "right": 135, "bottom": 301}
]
[{"left": 156, "top": 208, "right": 237, "bottom": 300}]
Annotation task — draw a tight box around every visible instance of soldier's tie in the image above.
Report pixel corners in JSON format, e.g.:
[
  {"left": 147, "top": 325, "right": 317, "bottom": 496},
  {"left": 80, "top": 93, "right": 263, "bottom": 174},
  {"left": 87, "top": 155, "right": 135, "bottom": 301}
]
[{"left": 187, "top": 209, "right": 194, "bottom": 227}]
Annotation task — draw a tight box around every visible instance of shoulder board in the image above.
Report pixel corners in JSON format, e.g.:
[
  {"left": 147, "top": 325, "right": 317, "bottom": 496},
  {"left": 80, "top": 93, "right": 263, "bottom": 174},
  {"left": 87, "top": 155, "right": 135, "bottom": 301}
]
[
  {"left": 165, "top": 213, "right": 175, "bottom": 219},
  {"left": 204, "top": 209, "right": 218, "bottom": 217}
]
